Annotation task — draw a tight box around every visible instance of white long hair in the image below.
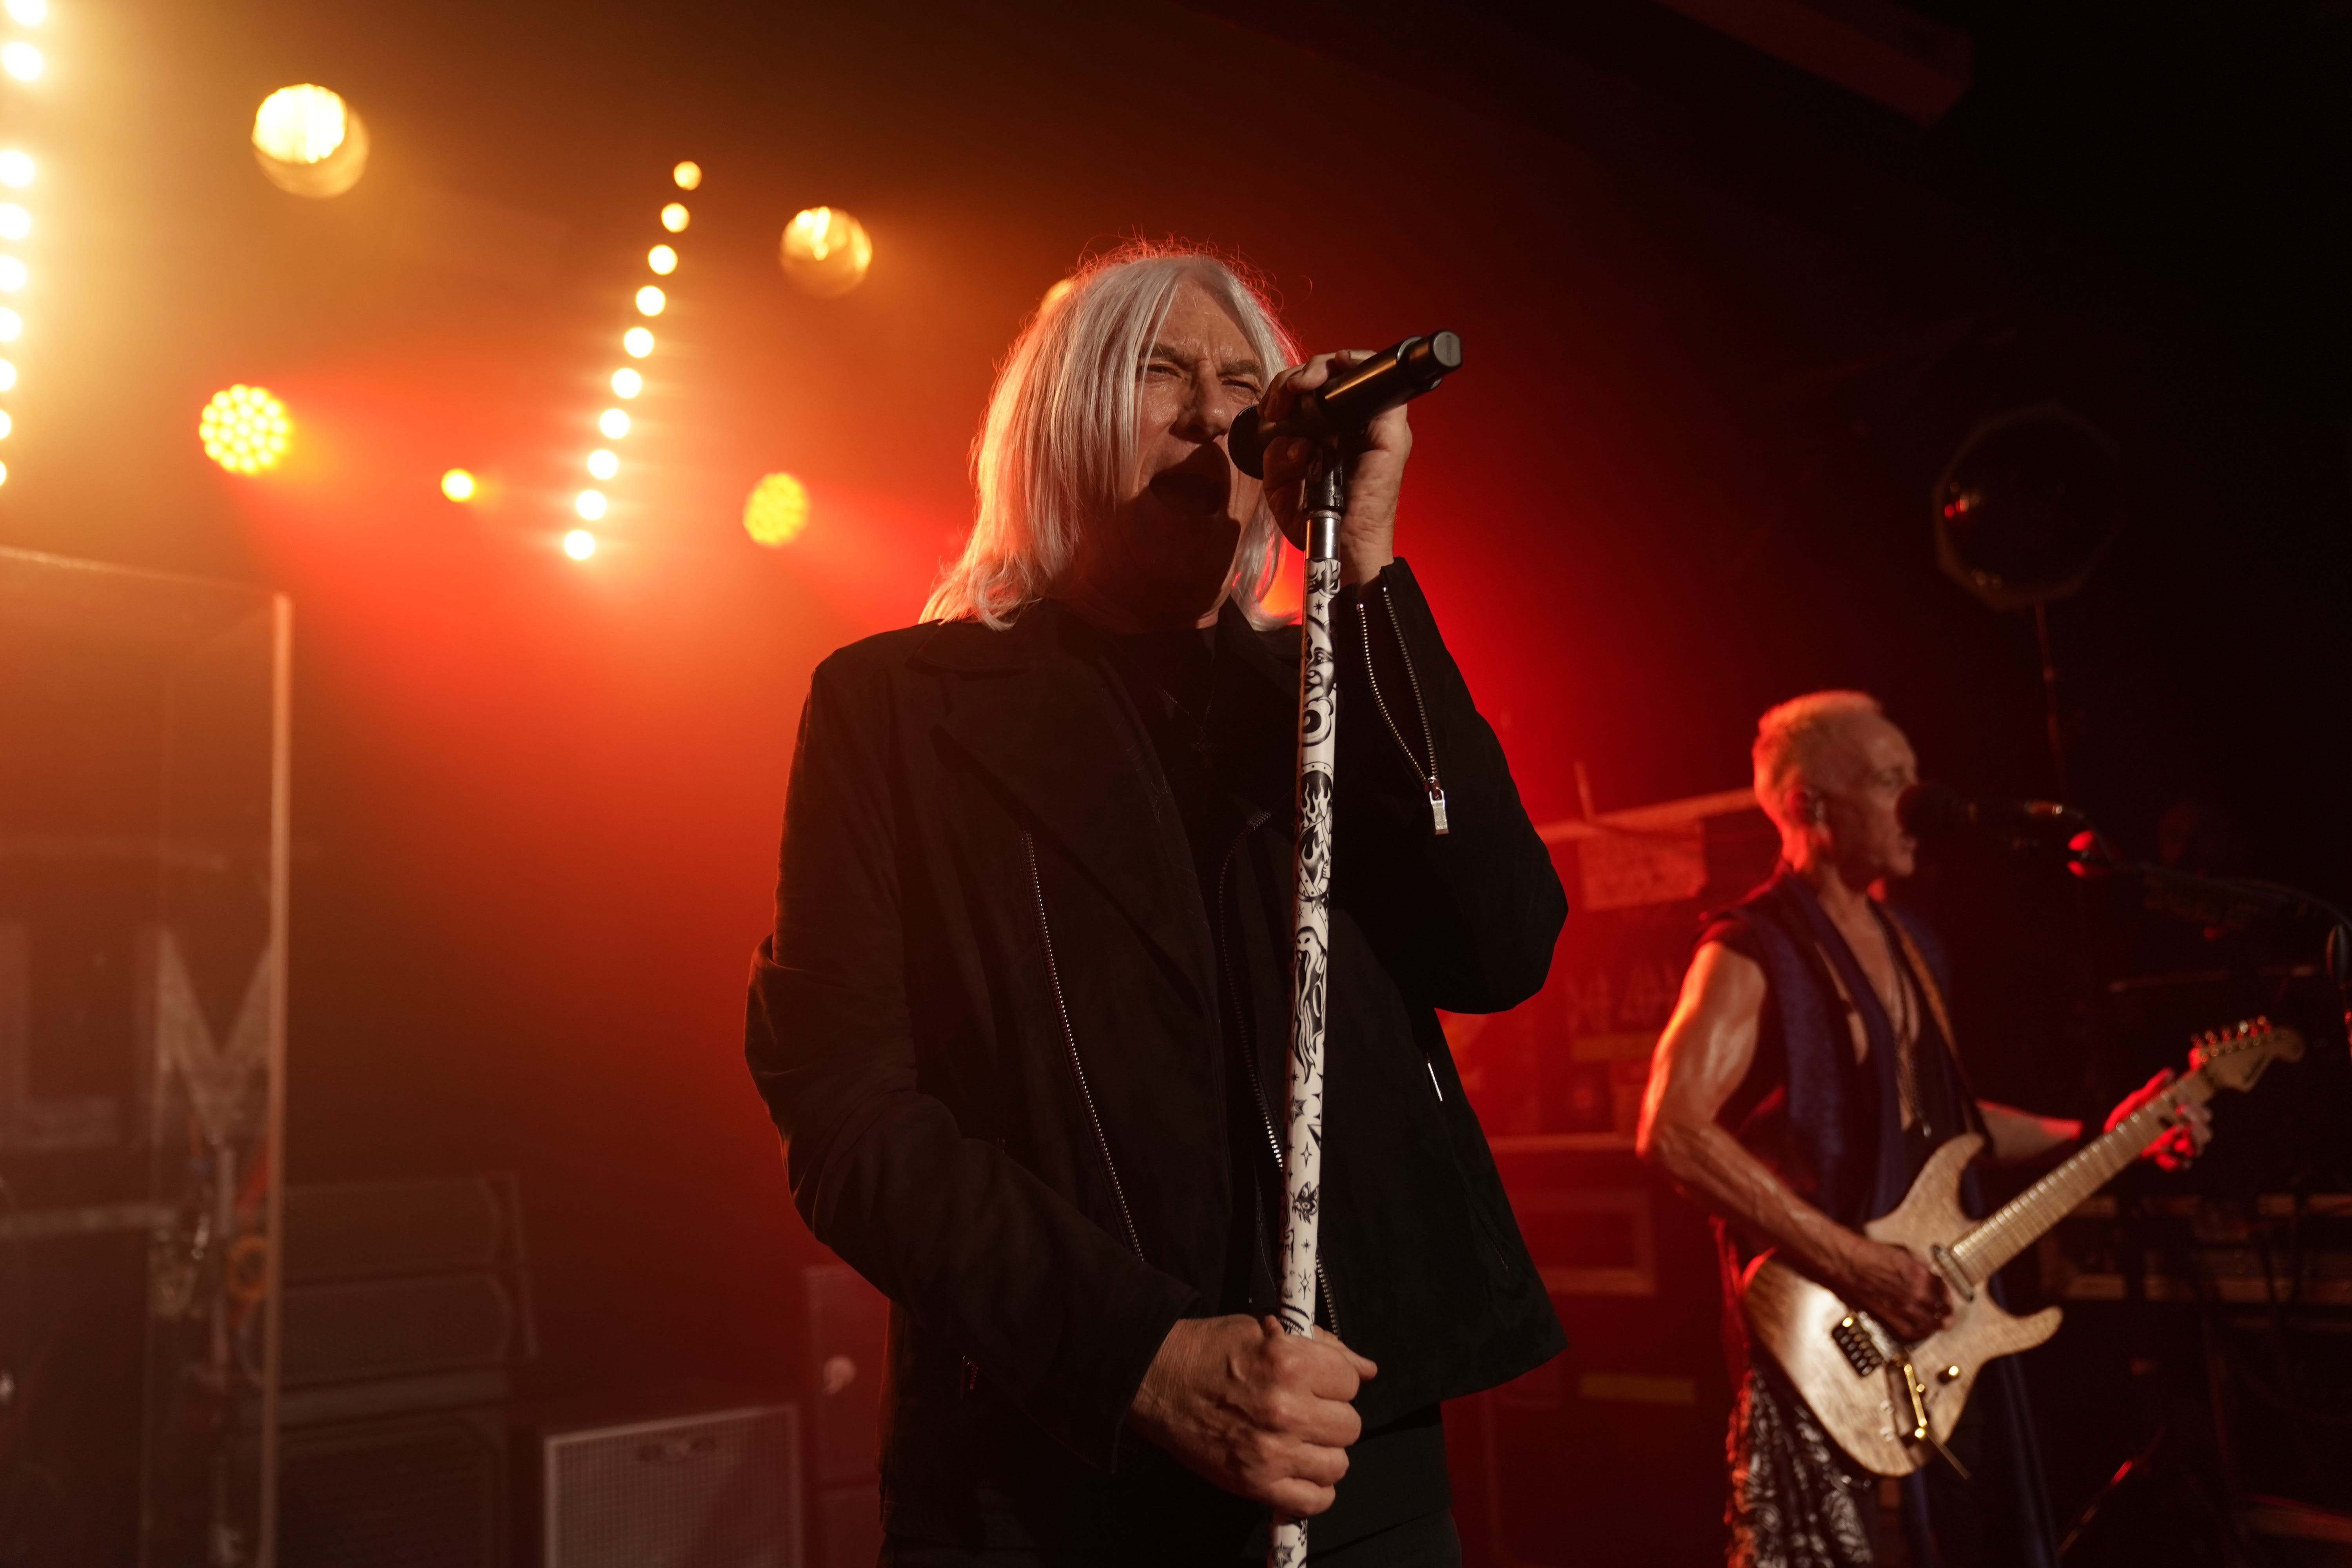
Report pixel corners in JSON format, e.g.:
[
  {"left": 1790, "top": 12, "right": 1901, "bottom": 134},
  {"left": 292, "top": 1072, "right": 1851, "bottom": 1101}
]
[{"left": 923, "top": 243, "right": 1298, "bottom": 629}]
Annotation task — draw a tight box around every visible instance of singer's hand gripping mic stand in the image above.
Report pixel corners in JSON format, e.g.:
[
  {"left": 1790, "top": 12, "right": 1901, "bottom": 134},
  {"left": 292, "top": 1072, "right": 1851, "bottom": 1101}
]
[{"left": 1232, "top": 332, "right": 1460, "bottom": 1568}]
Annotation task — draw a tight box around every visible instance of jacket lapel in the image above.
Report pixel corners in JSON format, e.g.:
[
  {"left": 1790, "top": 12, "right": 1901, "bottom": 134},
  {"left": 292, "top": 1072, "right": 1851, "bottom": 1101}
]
[{"left": 924, "top": 603, "right": 1216, "bottom": 1014}]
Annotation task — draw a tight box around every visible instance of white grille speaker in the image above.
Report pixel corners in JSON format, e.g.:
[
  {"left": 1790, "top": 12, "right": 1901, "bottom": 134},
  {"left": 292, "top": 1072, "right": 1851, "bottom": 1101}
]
[{"left": 541, "top": 1403, "right": 802, "bottom": 1568}]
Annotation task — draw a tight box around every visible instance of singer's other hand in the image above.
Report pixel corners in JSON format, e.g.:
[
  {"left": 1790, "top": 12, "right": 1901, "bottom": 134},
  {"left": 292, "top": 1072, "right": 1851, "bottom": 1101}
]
[
  {"left": 2105, "top": 1068, "right": 2213, "bottom": 1170},
  {"left": 1258, "top": 351, "right": 1410, "bottom": 586},
  {"left": 1127, "top": 1314, "right": 1377, "bottom": 1514}
]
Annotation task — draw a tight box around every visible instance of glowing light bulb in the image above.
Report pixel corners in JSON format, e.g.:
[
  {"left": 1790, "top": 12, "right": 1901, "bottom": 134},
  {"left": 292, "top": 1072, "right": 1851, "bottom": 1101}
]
[
  {"left": 0, "top": 152, "right": 32, "bottom": 189},
  {"left": 648, "top": 244, "right": 677, "bottom": 275},
  {"left": 622, "top": 327, "right": 653, "bottom": 358},
  {"left": 0, "top": 206, "right": 30, "bottom": 241},
  {"left": 672, "top": 161, "right": 701, "bottom": 191},
  {"left": 440, "top": 468, "right": 476, "bottom": 501},
  {"left": 2, "top": 44, "right": 44, "bottom": 81},
  {"left": 198, "top": 384, "right": 292, "bottom": 475},
  {"left": 587, "top": 449, "right": 618, "bottom": 481},
  {"left": 598, "top": 408, "right": 629, "bottom": 439},
  {"left": 574, "top": 490, "right": 606, "bottom": 521},
  {"left": 660, "top": 202, "right": 688, "bottom": 233},
  {"left": 0, "top": 308, "right": 23, "bottom": 341},
  {"left": 564, "top": 528, "right": 596, "bottom": 559},
  {"left": 742, "top": 471, "right": 810, "bottom": 547},
  {"left": 0, "top": 461, "right": 9, "bottom": 485},
  {"left": 780, "top": 207, "right": 874, "bottom": 298},
  {"left": 610, "top": 368, "right": 642, "bottom": 398},
  {"left": 251, "top": 85, "right": 369, "bottom": 198},
  {"left": 635, "top": 285, "right": 664, "bottom": 317},
  {"left": 0, "top": 257, "right": 24, "bottom": 290},
  {"left": 0, "top": 410, "right": 15, "bottom": 438},
  {"left": 3, "top": 0, "right": 44, "bottom": 25},
  {"left": 0, "top": 360, "right": 18, "bottom": 390}
]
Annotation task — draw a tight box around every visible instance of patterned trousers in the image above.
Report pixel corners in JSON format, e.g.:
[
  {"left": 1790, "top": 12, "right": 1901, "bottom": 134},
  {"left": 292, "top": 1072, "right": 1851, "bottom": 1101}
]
[{"left": 1726, "top": 1358, "right": 1881, "bottom": 1568}]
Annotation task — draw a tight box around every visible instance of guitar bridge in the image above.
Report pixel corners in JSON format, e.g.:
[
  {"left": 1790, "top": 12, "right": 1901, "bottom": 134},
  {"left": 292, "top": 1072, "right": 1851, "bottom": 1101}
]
[{"left": 1831, "top": 1314, "right": 1886, "bottom": 1376}]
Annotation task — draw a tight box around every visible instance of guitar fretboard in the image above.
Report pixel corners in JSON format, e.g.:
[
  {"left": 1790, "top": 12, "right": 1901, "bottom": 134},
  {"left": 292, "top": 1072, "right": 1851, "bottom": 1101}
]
[{"left": 1946, "top": 1072, "right": 2212, "bottom": 1283}]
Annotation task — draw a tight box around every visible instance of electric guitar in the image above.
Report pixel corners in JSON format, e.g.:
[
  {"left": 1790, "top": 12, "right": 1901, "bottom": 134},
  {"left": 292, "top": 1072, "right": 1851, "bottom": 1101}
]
[{"left": 1741, "top": 1017, "right": 2304, "bottom": 1476}]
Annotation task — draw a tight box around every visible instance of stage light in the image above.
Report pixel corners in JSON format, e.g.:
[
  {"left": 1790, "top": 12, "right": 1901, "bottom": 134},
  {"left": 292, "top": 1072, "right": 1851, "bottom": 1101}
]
[
  {"left": 198, "top": 385, "right": 291, "bottom": 475},
  {"left": 251, "top": 85, "right": 369, "bottom": 199},
  {"left": 3, "top": 0, "right": 42, "bottom": 24},
  {"left": 635, "top": 285, "right": 664, "bottom": 317},
  {"left": 0, "top": 205, "right": 29, "bottom": 241},
  {"left": 622, "top": 327, "right": 652, "bottom": 358},
  {"left": 0, "top": 152, "right": 31, "bottom": 189},
  {"left": 0, "top": 462, "right": 9, "bottom": 485},
  {"left": 587, "top": 449, "right": 617, "bottom": 480},
  {"left": 0, "top": 411, "right": 13, "bottom": 438},
  {"left": 2, "top": 44, "right": 42, "bottom": 81},
  {"left": 0, "top": 308, "right": 22, "bottom": 341},
  {"left": 780, "top": 206, "right": 872, "bottom": 299},
  {"left": 598, "top": 408, "right": 628, "bottom": 439},
  {"left": 440, "top": 468, "right": 476, "bottom": 501},
  {"left": 564, "top": 528, "right": 595, "bottom": 559},
  {"left": 661, "top": 202, "right": 688, "bottom": 233},
  {"left": 0, "top": 360, "right": 17, "bottom": 390},
  {"left": 611, "top": 367, "right": 641, "bottom": 397},
  {"left": 673, "top": 161, "right": 701, "bottom": 191},
  {"left": 648, "top": 244, "right": 676, "bottom": 275},
  {"left": 0, "top": 258, "right": 20, "bottom": 291},
  {"left": 742, "top": 471, "right": 810, "bottom": 547},
  {"left": 574, "top": 489, "right": 606, "bottom": 521}
]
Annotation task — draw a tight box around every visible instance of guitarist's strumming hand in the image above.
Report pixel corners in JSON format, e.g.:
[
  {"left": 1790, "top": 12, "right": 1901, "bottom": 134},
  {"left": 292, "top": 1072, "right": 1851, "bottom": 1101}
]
[
  {"left": 1835, "top": 1236, "right": 1950, "bottom": 1342},
  {"left": 2105, "top": 1067, "right": 2214, "bottom": 1171}
]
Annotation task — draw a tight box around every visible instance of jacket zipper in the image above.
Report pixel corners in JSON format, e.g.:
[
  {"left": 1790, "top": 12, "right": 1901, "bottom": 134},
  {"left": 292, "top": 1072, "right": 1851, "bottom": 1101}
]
[
  {"left": 1357, "top": 582, "right": 1448, "bottom": 835},
  {"left": 1023, "top": 831, "right": 1144, "bottom": 1259},
  {"left": 1216, "top": 822, "right": 1345, "bottom": 1340}
]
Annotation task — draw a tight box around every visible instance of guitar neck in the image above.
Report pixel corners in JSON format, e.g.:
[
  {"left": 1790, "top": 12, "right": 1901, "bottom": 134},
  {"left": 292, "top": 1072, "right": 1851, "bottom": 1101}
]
[{"left": 1946, "top": 1070, "right": 2212, "bottom": 1283}]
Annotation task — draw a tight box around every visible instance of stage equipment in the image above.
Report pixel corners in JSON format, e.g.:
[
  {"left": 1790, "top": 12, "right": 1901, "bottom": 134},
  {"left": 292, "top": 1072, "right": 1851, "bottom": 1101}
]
[
  {"left": 200, "top": 384, "right": 290, "bottom": 475},
  {"left": 1227, "top": 332, "right": 1461, "bottom": 482},
  {"left": 575, "top": 490, "right": 606, "bottom": 521},
  {"left": 3, "top": 1, "right": 40, "bottom": 26},
  {"left": 623, "top": 327, "right": 653, "bottom": 358},
  {"left": 802, "top": 1263, "right": 886, "bottom": 1568},
  {"left": 636, "top": 285, "right": 665, "bottom": 316},
  {"left": 648, "top": 245, "right": 677, "bottom": 275},
  {"left": 612, "top": 368, "right": 642, "bottom": 397},
  {"left": 1, "top": 42, "right": 37, "bottom": 80},
  {"left": 278, "top": 1406, "right": 506, "bottom": 1568},
  {"left": 599, "top": 408, "right": 629, "bottom": 439},
  {"left": 662, "top": 203, "right": 689, "bottom": 234},
  {"left": 441, "top": 468, "right": 476, "bottom": 502},
  {"left": 744, "top": 472, "right": 811, "bottom": 548},
  {"left": 1744, "top": 1020, "right": 2302, "bottom": 1476},
  {"left": 1265, "top": 332, "right": 1461, "bottom": 1568},
  {"left": 672, "top": 161, "right": 702, "bottom": 191},
  {"left": 1896, "top": 781, "right": 2086, "bottom": 842},
  {"left": 251, "top": 85, "right": 369, "bottom": 199},
  {"left": 588, "top": 450, "right": 618, "bottom": 481},
  {"left": 780, "top": 207, "right": 872, "bottom": 299},
  {"left": 564, "top": 529, "right": 596, "bottom": 559},
  {"left": 0, "top": 203, "right": 22, "bottom": 240},
  {"left": 532, "top": 1403, "right": 801, "bottom": 1568},
  {"left": 1932, "top": 404, "right": 2122, "bottom": 791},
  {"left": 0, "top": 547, "right": 291, "bottom": 1566}
]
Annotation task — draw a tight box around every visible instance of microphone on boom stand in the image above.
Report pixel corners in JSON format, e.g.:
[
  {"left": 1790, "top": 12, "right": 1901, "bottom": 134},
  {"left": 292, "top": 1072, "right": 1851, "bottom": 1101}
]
[
  {"left": 1896, "top": 780, "right": 2089, "bottom": 843},
  {"left": 1228, "top": 330, "right": 1463, "bottom": 481}
]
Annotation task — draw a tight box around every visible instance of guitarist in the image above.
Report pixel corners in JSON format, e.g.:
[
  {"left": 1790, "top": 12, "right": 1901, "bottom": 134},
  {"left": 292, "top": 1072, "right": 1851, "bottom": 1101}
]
[{"left": 1636, "top": 690, "right": 2209, "bottom": 1568}]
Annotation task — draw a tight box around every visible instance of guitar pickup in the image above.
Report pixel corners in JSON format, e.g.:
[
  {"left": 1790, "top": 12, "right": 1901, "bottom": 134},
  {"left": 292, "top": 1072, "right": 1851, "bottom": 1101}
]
[{"left": 1831, "top": 1314, "right": 1886, "bottom": 1376}]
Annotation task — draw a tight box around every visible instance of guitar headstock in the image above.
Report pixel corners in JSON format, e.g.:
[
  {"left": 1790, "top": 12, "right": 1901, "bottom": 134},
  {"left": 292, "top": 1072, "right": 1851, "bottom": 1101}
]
[{"left": 2191, "top": 1016, "right": 2307, "bottom": 1092}]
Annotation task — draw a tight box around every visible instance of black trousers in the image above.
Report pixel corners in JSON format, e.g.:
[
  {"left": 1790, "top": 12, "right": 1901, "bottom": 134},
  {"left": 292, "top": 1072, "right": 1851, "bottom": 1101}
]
[{"left": 880, "top": 1508, "right": 1462, "bottom": 1568}]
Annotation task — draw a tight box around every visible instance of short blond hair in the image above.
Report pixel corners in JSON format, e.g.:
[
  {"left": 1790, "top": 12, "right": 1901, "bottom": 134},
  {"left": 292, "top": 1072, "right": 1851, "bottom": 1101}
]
[{"left": 1752, "top": 690, "right": 1883, "bottom": 827}]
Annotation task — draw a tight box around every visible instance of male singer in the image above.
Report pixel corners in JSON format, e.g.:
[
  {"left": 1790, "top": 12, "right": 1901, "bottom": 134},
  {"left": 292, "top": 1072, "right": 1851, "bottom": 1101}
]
[
  {"left": 745, "top": 245, "right": 1565, "bottom": 1565},
  {"left": 1637, "top": 691, "right": 2209, "bottom": 1568}
]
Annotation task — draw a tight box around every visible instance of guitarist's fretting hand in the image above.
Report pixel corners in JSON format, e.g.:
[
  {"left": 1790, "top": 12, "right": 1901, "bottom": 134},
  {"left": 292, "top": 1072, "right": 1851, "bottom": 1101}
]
[
  {"left": 1837, "top": 1238, "right": 1951, "bottom": 1341},
  {"left": 2105, "top": 1067, "right": 2214, "bottom": 1171}
]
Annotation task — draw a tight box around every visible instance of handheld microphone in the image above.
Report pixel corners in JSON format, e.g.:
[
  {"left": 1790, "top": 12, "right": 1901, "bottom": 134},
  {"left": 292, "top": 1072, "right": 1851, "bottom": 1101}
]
[
  {"left": 1897, "top": 781, "right": 2089, "bottom": 840},
  {"left": 1228, "top": 331, "right": 1462, "bottom": 479}
]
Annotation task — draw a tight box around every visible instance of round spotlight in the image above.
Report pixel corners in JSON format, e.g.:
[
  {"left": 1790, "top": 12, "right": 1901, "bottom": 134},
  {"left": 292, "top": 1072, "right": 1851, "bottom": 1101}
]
[
  {"left": 198, "top": 385, "right": 291, "bottom": 475},
  {"left": 0, "top": 152, "right": 32, "bottom": 189},
  {"left": 0, "top": 360, "right": 18, "bottom": 390},
  {"left": 587, "top": 449, "right": 618, "bottom": 481},
  {"left": 635, "top": 285, "right": 665, "bottom": 317},
  {"left": 780, "top": 207, "right": 873, "bottom": 299},
  {"left": 563, "top": 528, "right": 596, "bottom": 560},
  {"left": 575, "top": 489, "right": 607, "bottom": 521},
  {"left": 0, "top": 411, "right": 13, "bottom": 438},
  {"left": 622, "top": 327, "right": 653, "bottom": 358},
  {"left": 2, "top": 44, "right": 43, "bottom": 82},
  {"left": 660, "top": 203, "right": 689, "bottom": 234},
  {"left": 0, "top": 205, "right": 30, "bottom": 241},
  {"left": 673, "top": 161, "right": 701, "bottom": 191},
  {"left": 742, "top": 471, "right": 811, "bottom": 547},
  {"left": 598, "top": 407, "right": 629, "bottom": 439},
  {"left": 648, "top": 244, "right": 677, "bottom": 276},
  {"left": 0, "top": 308, "right": 22, "bottom": 341},
  {"left": 0, "top": 257, "right": 24, "bottom": 290},
  {"left": 0, "top": 461, "right": 9, "bottom": 485},
  {"left": 610, "top": 367, "right": 642, "bottom": 398},
  {"left": 251, "top": 85, "right": 369, "bottom": 199},
  {"left": 3, "top": 0, "right": 44, "bottom": 24},
  {"left": 440, "top": 468, "right": 477, "bottom": 501}
]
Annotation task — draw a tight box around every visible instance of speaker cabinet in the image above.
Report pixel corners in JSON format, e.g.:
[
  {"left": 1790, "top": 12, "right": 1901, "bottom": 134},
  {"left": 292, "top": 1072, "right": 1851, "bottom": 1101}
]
[
  {"left": 277, "top": 1406, "right": 506, "bottom": 1568},
  {"left": 538, "top": 1403, "right": 802, "bottom": 1568}
]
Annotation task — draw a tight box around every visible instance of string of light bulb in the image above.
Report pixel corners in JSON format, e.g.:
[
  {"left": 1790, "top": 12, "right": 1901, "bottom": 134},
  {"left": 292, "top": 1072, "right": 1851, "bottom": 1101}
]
[{"left": 0, "top": 0, "right": 47, "bottom": 488}]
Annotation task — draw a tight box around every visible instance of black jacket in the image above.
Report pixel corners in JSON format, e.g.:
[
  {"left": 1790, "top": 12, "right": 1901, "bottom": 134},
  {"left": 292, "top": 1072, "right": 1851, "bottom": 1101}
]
[{"left": 744, "top": 559, "right": 1566, "bottom": 1547}]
